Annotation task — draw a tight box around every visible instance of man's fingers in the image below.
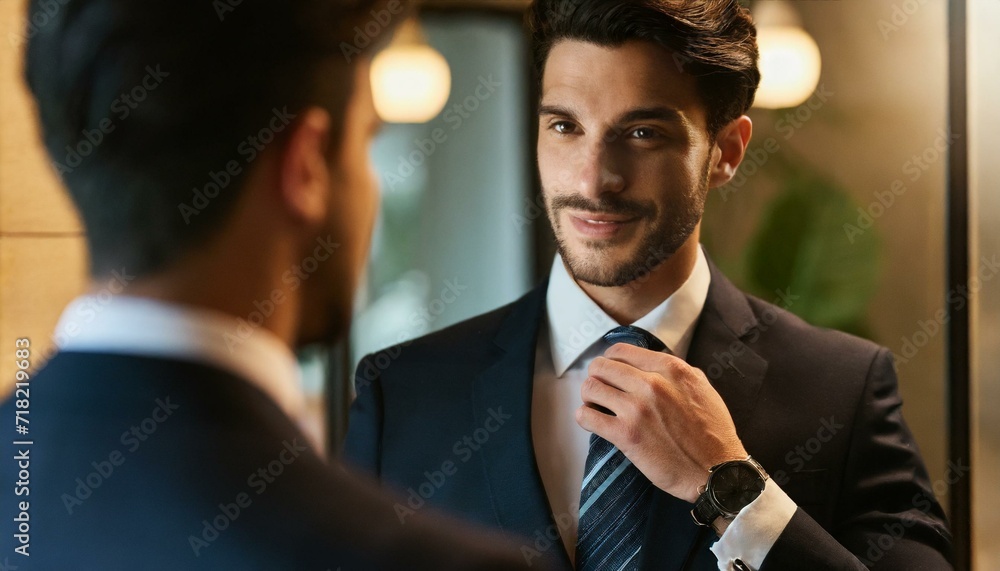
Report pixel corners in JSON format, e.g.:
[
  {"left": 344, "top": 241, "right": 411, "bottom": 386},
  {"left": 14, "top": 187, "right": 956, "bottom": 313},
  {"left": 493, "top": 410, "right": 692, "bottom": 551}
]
[
  {"left": 588, "top": 355, "right": 646, "bottom": 392},
  {"left": 580, "top": 375, "right": 629, "bottom": 416},
  {"left": 576, "top": 403, "right": 617, "bottom": 439},
  {"left": 602, "top": 342, "right": 688, "bottom": 381}
]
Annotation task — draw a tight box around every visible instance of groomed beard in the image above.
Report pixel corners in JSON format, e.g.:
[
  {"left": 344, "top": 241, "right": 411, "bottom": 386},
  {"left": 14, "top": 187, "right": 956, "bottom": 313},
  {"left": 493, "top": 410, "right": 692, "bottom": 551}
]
[{"left": 547, "top": 159, "right": 711, "bottom": 288}]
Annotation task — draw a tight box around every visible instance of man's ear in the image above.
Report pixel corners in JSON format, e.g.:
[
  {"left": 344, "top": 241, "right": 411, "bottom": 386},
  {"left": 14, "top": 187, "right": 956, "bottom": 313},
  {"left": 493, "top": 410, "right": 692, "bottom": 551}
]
[
  {"left": 279, "top": 107, "right": 332, "bottom": 225},
  {"left": 707, "top": 115, "right": 753, "bottom": 189}
]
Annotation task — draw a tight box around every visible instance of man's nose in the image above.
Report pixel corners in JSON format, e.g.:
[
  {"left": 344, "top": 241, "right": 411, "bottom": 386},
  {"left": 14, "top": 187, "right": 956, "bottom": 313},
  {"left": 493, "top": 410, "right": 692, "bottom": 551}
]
[{"left": 575, "top": 141, "right": 625, "bottom": 200}]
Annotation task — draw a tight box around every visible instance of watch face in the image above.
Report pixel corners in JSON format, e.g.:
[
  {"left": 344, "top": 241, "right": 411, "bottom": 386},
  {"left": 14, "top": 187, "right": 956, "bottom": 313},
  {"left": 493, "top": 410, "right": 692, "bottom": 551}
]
[{"left": 711, "top": 463, "right": 765, "bottom": 513}]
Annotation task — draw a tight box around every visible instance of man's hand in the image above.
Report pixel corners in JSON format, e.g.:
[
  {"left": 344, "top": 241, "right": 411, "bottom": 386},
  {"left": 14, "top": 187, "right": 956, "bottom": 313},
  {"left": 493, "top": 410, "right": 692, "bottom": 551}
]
[{"left": 575, "top": 342, "right": 747, "bottom": 503}]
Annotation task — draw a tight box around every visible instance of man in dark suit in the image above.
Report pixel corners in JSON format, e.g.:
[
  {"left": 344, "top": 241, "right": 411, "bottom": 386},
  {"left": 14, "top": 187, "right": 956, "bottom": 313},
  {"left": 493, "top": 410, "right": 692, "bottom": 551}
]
[
  {"left": 0, "top": 1, "right": 534, "bottom": 569},
  {"left": 343, "top": 1, "right": 953, "bottom": 569}
]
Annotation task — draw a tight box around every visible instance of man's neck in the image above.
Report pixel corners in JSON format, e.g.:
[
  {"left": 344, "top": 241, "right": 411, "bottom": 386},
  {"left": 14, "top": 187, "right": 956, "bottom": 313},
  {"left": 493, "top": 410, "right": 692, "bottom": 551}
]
[
  {"left": 576, "top": 237, "right": 700, "bottom": 325},
  {"left": 122, "top": 237, "right": 301, "bottom": 349}
]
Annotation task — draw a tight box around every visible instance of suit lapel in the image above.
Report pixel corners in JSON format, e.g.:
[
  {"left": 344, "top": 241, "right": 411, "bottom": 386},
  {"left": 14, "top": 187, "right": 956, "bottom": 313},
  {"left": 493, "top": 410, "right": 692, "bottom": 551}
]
[
  {"left": 471, "top": 282, "right": 575, "bottom": 571},
  {"left": 640, "top": 255, "right": 769, "bottom": 571},
  {"left": 687, "top": 257, "right": 769, "bottom": 430}
]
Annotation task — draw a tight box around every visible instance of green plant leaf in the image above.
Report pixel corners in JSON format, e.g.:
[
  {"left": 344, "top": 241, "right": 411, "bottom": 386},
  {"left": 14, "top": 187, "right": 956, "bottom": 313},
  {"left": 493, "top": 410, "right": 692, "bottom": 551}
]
[{"left": 743, "top": 174, "right": 880, "bottom": 333}]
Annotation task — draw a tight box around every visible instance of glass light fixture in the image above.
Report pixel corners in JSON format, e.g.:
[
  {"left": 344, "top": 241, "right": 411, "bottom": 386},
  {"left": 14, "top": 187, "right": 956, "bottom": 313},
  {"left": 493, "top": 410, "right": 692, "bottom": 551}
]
[
  {"left": 370, "top": 18, "right": 452, "bottom": 124},
  {"left": 752, "top": 1, "right": 822, "bottom": 109}
]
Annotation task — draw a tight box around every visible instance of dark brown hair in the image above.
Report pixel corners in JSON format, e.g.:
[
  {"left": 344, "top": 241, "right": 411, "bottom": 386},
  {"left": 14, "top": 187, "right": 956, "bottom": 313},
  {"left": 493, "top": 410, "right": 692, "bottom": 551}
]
[
  {"left": 25, "top": 0, "right": 401, "bottom": 277},
  {"left": 528, "top": 0, "right": 760, "bottom": 135}
]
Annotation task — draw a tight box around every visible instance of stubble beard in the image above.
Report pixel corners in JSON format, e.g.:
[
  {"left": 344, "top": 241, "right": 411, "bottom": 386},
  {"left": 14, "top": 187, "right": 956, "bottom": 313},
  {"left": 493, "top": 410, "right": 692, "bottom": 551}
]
[{"left": 547, "top": 163, "right": 710, "bottom": 288}]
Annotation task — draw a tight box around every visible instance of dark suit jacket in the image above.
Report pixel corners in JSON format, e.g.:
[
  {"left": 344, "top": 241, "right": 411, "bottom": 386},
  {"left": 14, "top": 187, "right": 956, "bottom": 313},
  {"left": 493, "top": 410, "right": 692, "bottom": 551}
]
[
  {"left": 1, "top": 352, "right": 534, "bottom": 570},
  {"left": 343, "top": 259, "right": 953, "bottom": 570}
]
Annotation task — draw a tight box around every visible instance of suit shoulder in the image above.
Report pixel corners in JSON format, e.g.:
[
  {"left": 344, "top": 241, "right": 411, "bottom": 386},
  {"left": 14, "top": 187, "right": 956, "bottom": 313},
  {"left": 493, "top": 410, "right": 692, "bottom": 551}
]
[
  {"left": 742, "top": 293, "right": 887, "bottom": 374},
  {"left": 364, "top": 284, "right": 542, "bottom": 364}
]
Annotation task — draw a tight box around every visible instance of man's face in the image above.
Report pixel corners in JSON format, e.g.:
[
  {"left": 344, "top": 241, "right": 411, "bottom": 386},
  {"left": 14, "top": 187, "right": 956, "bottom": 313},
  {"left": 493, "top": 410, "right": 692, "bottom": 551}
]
[
  {"left": 333, "top": 59, "right": 381, "bottom": 302},
  {"left": 302, "top": 60, "right": 381, "bottom": 346},
  {"left": 537, "top": 40, "right": 715, "bottom": 287}
]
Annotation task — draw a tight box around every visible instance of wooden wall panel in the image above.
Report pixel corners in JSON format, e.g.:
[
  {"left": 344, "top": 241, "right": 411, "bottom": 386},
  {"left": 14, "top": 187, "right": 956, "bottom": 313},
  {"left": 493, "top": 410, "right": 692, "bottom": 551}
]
[{"left": 1, "top": 0, "right": 87, "bottom": 397}]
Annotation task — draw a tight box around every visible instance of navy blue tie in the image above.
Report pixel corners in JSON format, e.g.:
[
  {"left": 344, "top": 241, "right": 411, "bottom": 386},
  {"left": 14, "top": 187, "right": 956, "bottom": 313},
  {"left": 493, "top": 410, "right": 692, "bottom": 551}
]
[{"left": 576, "top": 326, "right": 668, "bottom": 571}]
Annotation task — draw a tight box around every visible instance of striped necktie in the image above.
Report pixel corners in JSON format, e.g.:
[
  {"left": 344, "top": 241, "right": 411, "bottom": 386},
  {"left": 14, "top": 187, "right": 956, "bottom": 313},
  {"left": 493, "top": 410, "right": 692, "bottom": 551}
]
[{"left": 576, "top": 325, "right": 667, "bottom": 571}]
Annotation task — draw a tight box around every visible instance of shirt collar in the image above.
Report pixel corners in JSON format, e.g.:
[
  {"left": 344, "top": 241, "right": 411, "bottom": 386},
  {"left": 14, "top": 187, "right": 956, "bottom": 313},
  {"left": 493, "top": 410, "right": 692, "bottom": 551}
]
[
  {"left": 545, "top": 245, "right": 712, "bottom": 376},
  {"left": 53, "top": 295, "right": 306, "bottom": 424}
]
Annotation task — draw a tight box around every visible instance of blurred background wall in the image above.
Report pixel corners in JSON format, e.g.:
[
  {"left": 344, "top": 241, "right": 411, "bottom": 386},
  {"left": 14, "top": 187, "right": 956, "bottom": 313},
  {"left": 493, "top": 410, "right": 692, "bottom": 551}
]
[
  {"left": 0, "top": 0, "right": 88, "bottom": 387},
  {"left": 702, "top": 0, "right": 951, "bottom": 508},
  {"left": 351, "top": 12, "right": 533, "bottom": 363},
  {"left": 969, "top": 0, "right": 1000, "bottom": 567}
]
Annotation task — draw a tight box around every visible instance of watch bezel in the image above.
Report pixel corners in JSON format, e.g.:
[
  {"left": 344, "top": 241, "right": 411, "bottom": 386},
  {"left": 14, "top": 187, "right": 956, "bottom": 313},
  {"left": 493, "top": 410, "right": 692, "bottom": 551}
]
[{"left": 705, "top": 458, "right": 768, "bottom": 517}]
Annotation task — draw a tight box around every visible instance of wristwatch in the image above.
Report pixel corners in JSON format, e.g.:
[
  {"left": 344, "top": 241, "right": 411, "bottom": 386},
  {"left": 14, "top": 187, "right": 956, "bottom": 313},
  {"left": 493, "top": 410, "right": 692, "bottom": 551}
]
[{"left": 691, "top": 456, "right": 768, "bottom": 535}]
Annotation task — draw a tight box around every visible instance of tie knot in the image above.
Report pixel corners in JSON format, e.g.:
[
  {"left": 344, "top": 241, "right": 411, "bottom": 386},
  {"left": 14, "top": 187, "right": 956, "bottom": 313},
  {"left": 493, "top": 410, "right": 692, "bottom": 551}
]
[{"left": 602, "top": 325, "right": 667, "bottom": 352}]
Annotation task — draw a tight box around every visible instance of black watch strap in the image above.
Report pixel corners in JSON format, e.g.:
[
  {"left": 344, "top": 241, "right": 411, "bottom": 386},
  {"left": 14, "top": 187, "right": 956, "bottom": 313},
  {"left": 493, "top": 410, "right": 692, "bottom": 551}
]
[
  {"left": 690, "top": 456, "right": 768, "bottom": 532},
  {"left": 691, "top": 490, "right": 721, "bottom": 527}
]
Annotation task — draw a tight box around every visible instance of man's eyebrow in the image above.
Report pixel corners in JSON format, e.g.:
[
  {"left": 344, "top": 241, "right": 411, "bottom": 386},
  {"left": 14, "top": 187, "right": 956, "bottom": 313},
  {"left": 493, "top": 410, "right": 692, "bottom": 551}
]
[
  {"left": 537, "top": 104, "right": 685, "bottom": 126},
  {"left": 616, "top": 106, "right": 684, "bottom": 125},
  {"left": 538, "top": 104, "right": 578, "bottom": 119}
]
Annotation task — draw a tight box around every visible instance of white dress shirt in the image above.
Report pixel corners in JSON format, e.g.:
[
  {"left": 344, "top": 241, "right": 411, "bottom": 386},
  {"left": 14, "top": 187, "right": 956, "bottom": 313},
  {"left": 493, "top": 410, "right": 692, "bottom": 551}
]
[
  {"left": 531, "top": 247, "right": 796, "bottom": 570},
  {"left": 53, "top": 295, "right": 311, "bottom": 439}
]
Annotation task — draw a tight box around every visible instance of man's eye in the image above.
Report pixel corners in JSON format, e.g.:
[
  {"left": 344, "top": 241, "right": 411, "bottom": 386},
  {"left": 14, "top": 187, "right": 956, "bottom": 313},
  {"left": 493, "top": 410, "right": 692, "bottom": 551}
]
[
  {"left": 552, "top": 121, "right": 576, "bottom": 134},
  {"left": 631, "top": 127, "right": 658, "bottom": 140}
]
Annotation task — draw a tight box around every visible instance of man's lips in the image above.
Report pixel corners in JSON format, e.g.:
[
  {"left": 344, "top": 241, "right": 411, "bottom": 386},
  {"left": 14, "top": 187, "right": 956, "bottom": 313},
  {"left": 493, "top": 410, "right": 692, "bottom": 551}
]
[
  {"left": 566, "top": 211, "right": 640, "bottom": 238},
  {"left": 568, "top": 210, "right": 637, "bottom": 223}
]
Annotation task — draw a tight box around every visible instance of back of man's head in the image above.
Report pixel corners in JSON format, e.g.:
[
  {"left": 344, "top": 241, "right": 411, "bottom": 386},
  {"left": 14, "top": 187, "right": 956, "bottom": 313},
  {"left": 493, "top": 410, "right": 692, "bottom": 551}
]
[{"left": 25, "top": 0, "right": 386, "bottom": 278}]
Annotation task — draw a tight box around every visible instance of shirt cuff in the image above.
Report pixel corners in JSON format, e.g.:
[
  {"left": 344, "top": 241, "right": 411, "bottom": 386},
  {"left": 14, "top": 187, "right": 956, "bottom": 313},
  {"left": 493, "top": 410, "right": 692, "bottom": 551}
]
[{"left": 709, "top": 478, "right": 797, "bottom": 571}]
